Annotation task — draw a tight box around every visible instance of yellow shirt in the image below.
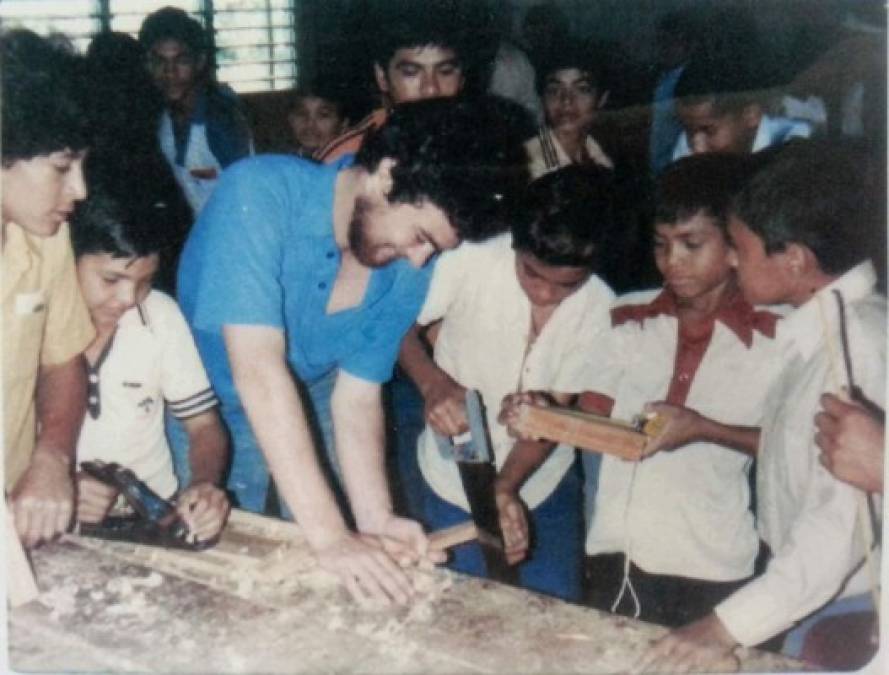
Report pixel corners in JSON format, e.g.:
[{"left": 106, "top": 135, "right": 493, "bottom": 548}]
[{"left": 2, "top": 222, "right": 95, "bottom": 490}]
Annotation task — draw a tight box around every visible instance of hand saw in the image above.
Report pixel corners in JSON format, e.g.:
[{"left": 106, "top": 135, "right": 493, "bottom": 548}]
[{"left": 434, "top": 389, "right": 519, "bottom": 585}]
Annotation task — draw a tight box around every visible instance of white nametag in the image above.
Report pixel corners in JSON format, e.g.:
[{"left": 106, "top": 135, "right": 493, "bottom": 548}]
[{"left": 15, "top": 290, "right": 46, "bottom": 315}]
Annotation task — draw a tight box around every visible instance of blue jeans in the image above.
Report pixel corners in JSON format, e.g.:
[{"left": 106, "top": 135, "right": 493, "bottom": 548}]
[
  {"left": 388, "top": 370, "right": 427, "bottom": 521},
  {"left": 419, "top": 460, "right": 584, "bottom": 602},
  {"left": 167, "top": 369, "right": 344, "bottom": 516},
  {"left": 782, "top": 592, "right": 874, "bottom": 659}
]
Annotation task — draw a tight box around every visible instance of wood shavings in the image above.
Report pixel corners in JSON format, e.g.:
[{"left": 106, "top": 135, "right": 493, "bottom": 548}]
[{"left": 38, "top": 582, "right": 78, "bottom": 620}]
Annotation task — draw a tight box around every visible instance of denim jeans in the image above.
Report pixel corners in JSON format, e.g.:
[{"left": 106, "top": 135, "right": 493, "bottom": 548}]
[
  {"left": 167, "top": 368, "right": 344, "bottom": 517},
  {"left": 419, "top": 459, "right": 584, "bottom": 602}
]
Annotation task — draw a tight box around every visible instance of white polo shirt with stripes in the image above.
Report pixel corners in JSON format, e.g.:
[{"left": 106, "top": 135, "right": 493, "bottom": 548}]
[{"left": 77, "top": 290, "right": 218, "bottom": 499}]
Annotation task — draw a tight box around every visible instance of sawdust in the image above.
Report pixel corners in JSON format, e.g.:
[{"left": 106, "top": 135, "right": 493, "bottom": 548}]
[{"left": 38, "top": 581, "right": 78, "bottom": 621}]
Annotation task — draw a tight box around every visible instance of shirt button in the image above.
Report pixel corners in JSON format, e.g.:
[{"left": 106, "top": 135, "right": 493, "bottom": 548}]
[
  {"left": 318, "top": 282, "right": 327, "bottom": 290},
  {"left": 326, "top": 251, "right": 335, "bottom": 259},
  {"left": 88, "top": 374, "right": 98, "bottom": 383},
  {"left": 678, "top": 373, "right": 690, "bottom": 383},
  {"left": 88, "top": 396, "right": 98, "bottom": 404}
]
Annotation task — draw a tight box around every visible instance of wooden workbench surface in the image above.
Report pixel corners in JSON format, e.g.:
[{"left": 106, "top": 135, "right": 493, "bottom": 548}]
[{"left": 9, "top": 510, "right": 805, "bottom": 674}]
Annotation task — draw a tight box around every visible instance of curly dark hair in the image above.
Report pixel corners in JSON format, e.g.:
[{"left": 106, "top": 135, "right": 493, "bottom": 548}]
[
  {"left": 1, "top": 29, "right": 91, "bottom": 164},
  {"left": 368, "top": 0, "right": 481, "bottom": 73},
  {"left": 655, "top": 153, "right": 760, "bottom": 234},
  {"left": 732, "top": 139, "right": 883, "bottom": 276},
  {"left": 354, "top": 96, "right": 530, "bottom": 242},
  {"left": 71, "top": 151, "right": 190, "bottom": 264},
  {"left": 138, "top": 6, "right": 209, "bottom": 57},
  {"left": 511, "top": 165, "right": 616, "bottom": 270}
]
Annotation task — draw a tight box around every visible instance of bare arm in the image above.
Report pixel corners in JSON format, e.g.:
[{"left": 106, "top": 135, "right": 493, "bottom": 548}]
[
  {"left": 176, "top": 408, "right": 231, "bottom": 541},
  {"left": 332, "top": 371, "right": 431, "bottom": 557},
  {"left": 643, "top": 402, "right": 760, "bottom": 458},
  {"left": 224, "top": 325, "right": 417, "bottom": 604},
  {"left": 493, "top": 391, "right": 574, "bottom": 563},
  {"left": 10, "top": 355, "right": 86, "bottom": 547},
  {"left": 398, "top": 322, "right": 467, "bottom": 436},
  {"left": 224, "top": 324, "right": 349, "bottom": 545}
]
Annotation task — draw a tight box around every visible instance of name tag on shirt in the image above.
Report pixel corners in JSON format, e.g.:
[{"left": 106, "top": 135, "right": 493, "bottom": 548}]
[{"left": 15, "top": 291, "right": 46, "bottom": 315}]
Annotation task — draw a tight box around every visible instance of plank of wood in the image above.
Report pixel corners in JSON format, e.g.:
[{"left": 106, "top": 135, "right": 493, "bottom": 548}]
[
  {"left": 428, "top": 521, "right": 478, "bottom": 551},
  {"left": 515, "top": 404, "right": 651, "bottom": 460},
  {"left": 5, "top": 511, "right": 39, "bottom": 607},
  {"left": 12, "top": 536, "right": 806, "bottom": 674}
]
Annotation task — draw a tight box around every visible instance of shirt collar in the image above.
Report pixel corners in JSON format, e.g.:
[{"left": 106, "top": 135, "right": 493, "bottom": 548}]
[
  {"left": 778, "top": 261, "right": 878, "bottom": 358},
  {"left": 611, "top": 285, "right": 778, "bottom": 347},
  {"left": 546, "top": 128, "right": 614, "bottom": 170}
]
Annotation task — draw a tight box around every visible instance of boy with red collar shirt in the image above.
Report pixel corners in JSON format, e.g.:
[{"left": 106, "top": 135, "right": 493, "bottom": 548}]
[
  {"left": 638, "top": 140, "right": 885, "bottom": 673},
  {"left": 571, "top": 153, "right": 783, "bottom": 628}
]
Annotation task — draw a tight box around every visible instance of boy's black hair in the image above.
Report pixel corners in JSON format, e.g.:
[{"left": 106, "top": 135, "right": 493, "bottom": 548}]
[
  {"left": 674, "top": 51, "right": 761, "bottom": 115},
  {"left": 656, "top": 153, "right": 759, "bottom": 234},
  {"left": 355, "top": 96, "right": 530, "bottom": 242},
  {"left": 287, "top": 83, "right": 348, "bottom": 118},
  {"left": 71, "top": 153, "right": 187, "bottom": 262},
  {"left": 534, "top": 38, "right": 608, "bottom": 96},
  {"left": 1, "top": 29, "right": 91, "bottom": 164},
  {"left": 655, "top": 8, "right": 698, "bottom": 44},
  {"left": 138, "top": 6, "right": 209, "bottom": 59},
  {"left": 85, "top": 32, "right": 165, "bottom": 152},
  {"left": 731, "top": 139, "right": 883, "bottom": 276},
  {"left": 369, "top": 0, "right": 476, "bottom": 72},
  {"left": 511, "top": 165, "right": 615, "bottom": 270}
]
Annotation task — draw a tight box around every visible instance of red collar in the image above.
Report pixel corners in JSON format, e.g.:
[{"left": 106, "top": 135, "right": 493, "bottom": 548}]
[{"left": 611, "top": 287, "right": 778, "bottom": 348}]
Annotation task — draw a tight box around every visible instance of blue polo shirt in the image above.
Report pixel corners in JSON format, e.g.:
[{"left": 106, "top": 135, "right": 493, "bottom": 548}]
[{"left": 177, "top": 154, "right": 433, "bottom": 408}]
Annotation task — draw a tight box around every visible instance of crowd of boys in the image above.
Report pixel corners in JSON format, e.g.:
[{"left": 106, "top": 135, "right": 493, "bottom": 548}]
[{"left": 2, "top": 2, "right": 884, "bottom": 672}]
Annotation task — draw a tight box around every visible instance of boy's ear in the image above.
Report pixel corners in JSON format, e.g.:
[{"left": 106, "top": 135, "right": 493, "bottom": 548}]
[
  {"left": 785, "top": 241, "right": 820, "bottom": 276},
  {"left": 727, "top": 245, "right": 739, "bottom": 268},
  {"left": 366, "top": 157, "right": 397, "bottom": 197},
  {"left": 740, "top": 103, "right": 763, "bottom": 130},
  {"left": 373, "top": 63, "right": 390, "bottom": 94}
]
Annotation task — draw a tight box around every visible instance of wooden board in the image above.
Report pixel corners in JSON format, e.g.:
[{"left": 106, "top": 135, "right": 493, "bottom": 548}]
[
  {"left": 514, "top": 404, "right": 655, "bottom": 460},
  {"left": 8, "top": 510, "right": 807, "bottom": 674}
]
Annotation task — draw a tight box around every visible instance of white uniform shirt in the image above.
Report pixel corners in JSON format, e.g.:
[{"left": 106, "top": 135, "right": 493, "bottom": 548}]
[
  {"left": 672, "top": 113, "right": 812, "bottom": 162},
  {"left": 716, "top": 262, "right": 885, "bottom": 646},
  {"left": 77, "top": 291, "right": 218, "bottom": 498},
  {"left": 525, "top": 127, "right": 614, "bottom": 181},
  {"left": 417, "top": 234, "right": 615, "bottom": 510},
  {"left": 159, "top": 111, "right": 223, "bottom": 216},
  {"left": 584, "top": 289, "right": 783, "bottom": 582}
]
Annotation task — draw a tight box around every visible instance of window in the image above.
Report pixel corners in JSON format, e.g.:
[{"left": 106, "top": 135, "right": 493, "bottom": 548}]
[{"left": 0, "top": 0, "right": 298, "bottom": 93}]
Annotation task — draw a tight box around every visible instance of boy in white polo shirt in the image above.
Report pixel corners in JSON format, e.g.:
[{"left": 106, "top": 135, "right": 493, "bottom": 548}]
[
  {"left": 71, "top": 162, "right": 230, "bottom": 543},
  {"left": 639, "top": 140, "right": 885, "bottom": 672},
  {"left": 574, "top": 153, "right": 782, "bottom": 627},
  {"left": 399, "top": 166, "right": 616, "bottom": 601}
]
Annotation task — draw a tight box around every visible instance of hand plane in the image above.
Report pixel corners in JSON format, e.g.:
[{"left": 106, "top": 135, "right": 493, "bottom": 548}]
[
  {"left": 78, "top": 460, "right": 214, "bottom": 551},
  {"left": 434, "top": 389, "right": 519, "bottom": 585}
]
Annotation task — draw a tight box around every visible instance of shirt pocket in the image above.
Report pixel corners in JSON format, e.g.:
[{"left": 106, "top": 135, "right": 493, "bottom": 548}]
[{"left": 5, "top": 293, "right": 48, "bottom": 384}]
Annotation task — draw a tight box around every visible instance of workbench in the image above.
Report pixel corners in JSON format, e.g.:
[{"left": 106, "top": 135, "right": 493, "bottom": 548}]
[{"left": 9, "top": 510, "right": 806, "bottom": 673}]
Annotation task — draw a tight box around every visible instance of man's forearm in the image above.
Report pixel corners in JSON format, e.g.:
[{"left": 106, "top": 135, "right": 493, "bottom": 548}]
[
  {"left": 35, "top": 355, "right": 88, "bottom": 462},
  {"left": 332, "top": 372, "right": 393, "bottom": 532},
  {"left": 225, "top": 326, "right": 349, "bottom": 549}
]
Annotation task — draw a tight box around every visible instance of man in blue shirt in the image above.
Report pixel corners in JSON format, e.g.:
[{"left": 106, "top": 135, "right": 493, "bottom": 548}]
[{"left": 178, "top": 97, "right": 527, "bottom": 606}]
